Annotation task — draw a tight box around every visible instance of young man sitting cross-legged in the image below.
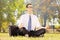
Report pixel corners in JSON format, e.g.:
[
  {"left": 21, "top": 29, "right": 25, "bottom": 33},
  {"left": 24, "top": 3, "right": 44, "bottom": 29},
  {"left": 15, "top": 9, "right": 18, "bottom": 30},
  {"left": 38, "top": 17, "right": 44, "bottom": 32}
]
[{"left": 9, "top": 3, "right": 47, "bottom": 37}]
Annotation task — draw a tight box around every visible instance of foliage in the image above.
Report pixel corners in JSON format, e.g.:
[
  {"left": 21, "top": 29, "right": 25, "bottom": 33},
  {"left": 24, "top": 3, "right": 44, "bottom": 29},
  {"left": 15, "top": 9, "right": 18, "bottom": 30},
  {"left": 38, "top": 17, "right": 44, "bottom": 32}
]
[{"left": 0, "top": 0, "right": 25, "bottom": 32}]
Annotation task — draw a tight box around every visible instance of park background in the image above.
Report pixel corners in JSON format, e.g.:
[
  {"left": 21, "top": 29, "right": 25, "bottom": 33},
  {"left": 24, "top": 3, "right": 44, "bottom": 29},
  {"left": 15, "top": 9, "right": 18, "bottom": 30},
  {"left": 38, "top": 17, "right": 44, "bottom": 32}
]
[{"left": 0, "top": 0, "right": 60, "bottom": 40}]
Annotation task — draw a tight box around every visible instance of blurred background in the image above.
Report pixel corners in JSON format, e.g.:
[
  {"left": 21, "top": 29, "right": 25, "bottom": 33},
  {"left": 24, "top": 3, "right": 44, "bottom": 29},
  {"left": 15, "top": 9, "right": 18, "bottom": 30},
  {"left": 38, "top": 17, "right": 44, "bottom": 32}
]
[{"left": 0, "top": 0, "right": 60, "bottom": 33}]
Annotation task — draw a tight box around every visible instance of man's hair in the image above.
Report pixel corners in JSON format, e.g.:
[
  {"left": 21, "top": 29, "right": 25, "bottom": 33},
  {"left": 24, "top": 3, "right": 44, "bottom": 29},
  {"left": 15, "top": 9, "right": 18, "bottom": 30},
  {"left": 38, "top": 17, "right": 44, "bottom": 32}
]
[{"left": 26, "top": 3, "right": 32, "bottom": 8}]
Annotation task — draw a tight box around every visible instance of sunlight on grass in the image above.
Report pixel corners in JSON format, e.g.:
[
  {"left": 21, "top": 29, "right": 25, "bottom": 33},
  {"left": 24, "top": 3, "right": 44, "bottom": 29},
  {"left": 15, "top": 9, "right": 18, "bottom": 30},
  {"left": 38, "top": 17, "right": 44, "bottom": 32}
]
[{"left": 0, "top": 33, "right": 60, "bottom": 40}]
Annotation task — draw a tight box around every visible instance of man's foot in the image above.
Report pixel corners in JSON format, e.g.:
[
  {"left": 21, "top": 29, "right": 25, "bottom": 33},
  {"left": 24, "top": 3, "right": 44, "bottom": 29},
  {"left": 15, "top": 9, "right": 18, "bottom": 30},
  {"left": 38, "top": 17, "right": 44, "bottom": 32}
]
[
  {"left": 40, "top": 34, "right": 44, "bottom": 37},
  {"left": 25, "top": 34, "right": 29, "bottom": 37}
]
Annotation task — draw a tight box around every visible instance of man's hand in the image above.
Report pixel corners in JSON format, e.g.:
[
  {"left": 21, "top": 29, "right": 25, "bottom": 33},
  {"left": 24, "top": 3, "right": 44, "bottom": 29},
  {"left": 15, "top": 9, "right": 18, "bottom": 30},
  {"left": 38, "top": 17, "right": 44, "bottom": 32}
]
[
  {"left": 19, "top": 23, "right": 23, "bottom": 29},
  {"left": 35, "top": 27, "right": 42, "bottom": 31}
]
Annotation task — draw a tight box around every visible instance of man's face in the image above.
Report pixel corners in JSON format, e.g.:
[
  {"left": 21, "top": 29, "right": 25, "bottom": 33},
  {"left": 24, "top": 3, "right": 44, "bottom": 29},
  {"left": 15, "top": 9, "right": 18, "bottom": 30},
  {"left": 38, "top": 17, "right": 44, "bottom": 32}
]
[{"left": 27, "top": 5, "right": 33, "bottom": 11}]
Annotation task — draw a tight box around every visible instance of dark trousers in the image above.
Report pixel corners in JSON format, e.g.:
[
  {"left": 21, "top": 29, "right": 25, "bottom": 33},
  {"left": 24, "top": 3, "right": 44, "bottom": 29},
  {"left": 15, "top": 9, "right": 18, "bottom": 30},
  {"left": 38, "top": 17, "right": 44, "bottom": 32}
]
[{"left": 9, "top": 25, "right": 46, "bottom": 37}]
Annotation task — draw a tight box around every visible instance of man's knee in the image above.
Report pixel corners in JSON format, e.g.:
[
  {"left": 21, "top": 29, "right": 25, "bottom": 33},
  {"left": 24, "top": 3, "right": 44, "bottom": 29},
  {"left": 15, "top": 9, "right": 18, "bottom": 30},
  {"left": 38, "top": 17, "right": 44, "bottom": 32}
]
[
  {"left": 40, "top": 28, "right": 46, "bottom": 34},
  {"left": 9, "top": 25, "right": 19, "bottom": 36}
]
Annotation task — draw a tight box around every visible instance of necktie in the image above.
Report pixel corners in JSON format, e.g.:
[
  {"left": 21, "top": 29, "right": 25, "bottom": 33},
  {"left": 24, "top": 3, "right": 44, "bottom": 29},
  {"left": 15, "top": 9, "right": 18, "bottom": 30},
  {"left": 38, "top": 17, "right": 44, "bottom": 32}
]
[{"left": 28, "top": 15, "right": 31, "bottom": 31}]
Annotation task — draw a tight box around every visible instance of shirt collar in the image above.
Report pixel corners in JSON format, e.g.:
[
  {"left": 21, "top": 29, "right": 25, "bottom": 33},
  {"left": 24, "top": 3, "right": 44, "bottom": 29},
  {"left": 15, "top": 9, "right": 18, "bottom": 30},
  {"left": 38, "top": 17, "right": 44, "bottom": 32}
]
[{"left": 25, "top": 11, "right": 33, "bottom": 16}]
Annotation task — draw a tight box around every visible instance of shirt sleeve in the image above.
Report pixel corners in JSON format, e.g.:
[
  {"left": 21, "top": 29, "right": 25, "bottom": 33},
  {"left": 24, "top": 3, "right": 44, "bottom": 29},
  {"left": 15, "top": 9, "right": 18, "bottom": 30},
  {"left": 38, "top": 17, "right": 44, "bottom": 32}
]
[
  {"left": 17, "top": 15, "right": 24, "bottom": 27},
  {"left": 35, "top": 16, "right": 42, "bottom": 28}
]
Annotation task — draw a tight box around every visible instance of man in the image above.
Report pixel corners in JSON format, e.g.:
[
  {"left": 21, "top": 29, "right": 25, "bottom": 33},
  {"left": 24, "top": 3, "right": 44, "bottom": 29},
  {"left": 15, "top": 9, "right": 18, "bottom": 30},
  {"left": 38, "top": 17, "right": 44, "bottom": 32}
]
[
  {"left": 17, "top": 3, "right": 47, "bottom": 37},
  {"left": 9, "top": 3, "right": 46, "bottom": 37}
]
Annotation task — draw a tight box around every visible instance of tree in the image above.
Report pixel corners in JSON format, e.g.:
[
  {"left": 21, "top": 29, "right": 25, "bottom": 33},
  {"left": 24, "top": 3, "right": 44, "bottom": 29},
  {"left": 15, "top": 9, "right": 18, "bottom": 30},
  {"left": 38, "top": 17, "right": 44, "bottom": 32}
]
[
  {"left": 0, "top": 0, "right": 25, "bottom": 32},
  {"left": 28, "top": 0, "right": 60, "bottom": 27}
]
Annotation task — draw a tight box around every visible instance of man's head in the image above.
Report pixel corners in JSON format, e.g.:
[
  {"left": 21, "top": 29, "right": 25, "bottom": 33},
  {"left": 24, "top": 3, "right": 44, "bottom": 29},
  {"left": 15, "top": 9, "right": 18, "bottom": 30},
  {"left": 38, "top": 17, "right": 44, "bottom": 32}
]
[{"left": 26, "top": 3, "right": 33, "bottom": 12}]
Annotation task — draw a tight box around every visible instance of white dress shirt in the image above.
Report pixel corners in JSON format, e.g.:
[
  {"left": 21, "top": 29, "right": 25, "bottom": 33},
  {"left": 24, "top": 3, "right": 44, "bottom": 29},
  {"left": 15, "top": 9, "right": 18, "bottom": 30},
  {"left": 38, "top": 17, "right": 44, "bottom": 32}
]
[{"left": 16, "top": 13, "right": 42, "bottom": 30}]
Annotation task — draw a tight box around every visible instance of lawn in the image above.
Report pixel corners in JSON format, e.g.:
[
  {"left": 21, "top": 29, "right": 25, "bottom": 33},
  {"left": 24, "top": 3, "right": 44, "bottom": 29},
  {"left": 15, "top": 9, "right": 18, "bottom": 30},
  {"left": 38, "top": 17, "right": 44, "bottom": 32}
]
[{"left": 0, "top": 33, "right": 60, "bottom": 40}]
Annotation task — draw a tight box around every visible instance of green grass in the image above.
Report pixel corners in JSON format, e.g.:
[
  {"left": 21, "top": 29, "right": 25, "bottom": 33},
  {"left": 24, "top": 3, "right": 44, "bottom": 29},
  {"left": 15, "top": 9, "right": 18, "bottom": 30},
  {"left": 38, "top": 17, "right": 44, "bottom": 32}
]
[{"left": 0, "top": 33, "right": 60, "bottom": 40}]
